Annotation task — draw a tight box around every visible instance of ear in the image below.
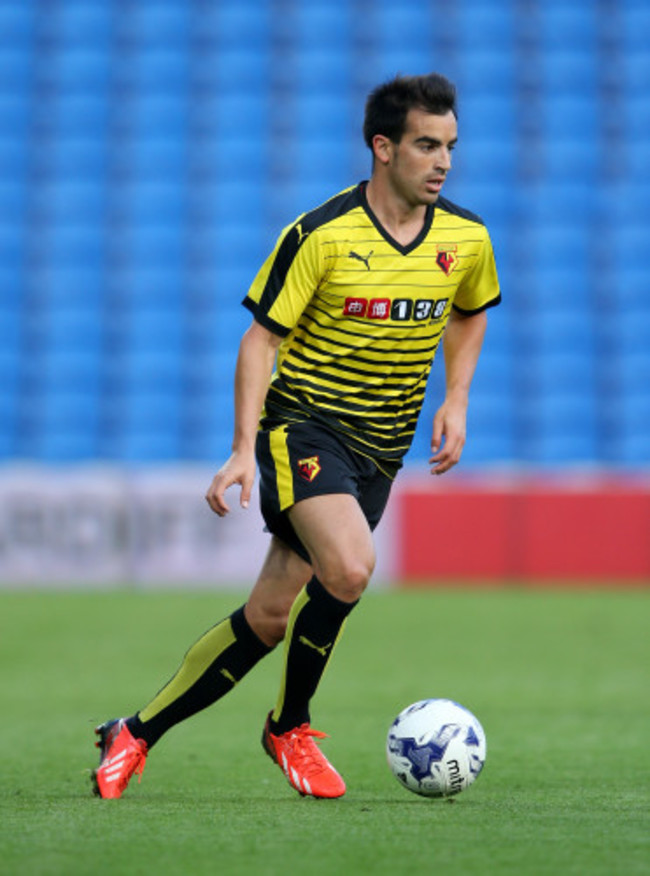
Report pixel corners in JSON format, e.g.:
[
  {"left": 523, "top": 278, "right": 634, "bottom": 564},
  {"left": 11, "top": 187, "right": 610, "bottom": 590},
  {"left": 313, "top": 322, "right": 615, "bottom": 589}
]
[{"left": 371, "top": 134, "right": 393, "bottom": 166}]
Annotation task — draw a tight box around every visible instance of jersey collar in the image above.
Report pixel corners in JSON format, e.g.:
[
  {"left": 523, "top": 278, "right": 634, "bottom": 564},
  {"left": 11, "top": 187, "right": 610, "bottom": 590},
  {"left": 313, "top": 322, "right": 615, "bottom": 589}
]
[{"left": 357, "top": 181, "right": 435, "bottom": 255}]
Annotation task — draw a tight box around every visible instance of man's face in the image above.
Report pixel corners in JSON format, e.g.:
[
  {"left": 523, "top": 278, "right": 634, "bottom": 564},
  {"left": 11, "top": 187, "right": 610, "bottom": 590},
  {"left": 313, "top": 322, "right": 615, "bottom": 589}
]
[{"left": 384, "top": 108, "right": 458, "bottom": 206}]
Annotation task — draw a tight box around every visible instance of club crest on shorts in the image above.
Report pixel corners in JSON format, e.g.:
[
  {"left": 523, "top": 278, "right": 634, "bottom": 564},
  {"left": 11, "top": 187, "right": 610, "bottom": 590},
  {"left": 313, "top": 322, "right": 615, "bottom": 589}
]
[{"left": 297, "top": 455, "right": 321, "bottom": 482}]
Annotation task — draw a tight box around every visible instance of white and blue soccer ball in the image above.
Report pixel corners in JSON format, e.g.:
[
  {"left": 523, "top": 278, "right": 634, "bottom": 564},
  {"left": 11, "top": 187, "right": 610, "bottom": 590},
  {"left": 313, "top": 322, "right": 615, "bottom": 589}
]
[{"left": 386, "top": 699, "right": 487, "bottom": 798}]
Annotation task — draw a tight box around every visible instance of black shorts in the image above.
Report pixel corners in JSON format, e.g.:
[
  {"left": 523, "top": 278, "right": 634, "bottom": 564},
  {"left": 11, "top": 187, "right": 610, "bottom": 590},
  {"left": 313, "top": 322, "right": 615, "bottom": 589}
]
[{"left": 255, "top": 420, "right": 397, "bottom": 563}]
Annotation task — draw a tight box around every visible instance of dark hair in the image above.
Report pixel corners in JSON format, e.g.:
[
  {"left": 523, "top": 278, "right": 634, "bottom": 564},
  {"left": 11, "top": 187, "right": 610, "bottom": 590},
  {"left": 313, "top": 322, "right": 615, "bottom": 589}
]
[{"left": 363, "top": 73, "right": 457, "bottom": 149}]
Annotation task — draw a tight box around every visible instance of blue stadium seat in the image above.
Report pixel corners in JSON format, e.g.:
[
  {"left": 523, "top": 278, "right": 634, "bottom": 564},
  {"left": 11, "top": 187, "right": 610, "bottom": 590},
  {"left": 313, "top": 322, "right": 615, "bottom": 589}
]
[
  {"left": 539, "top": 50, "right": 598, "bottom": 96},
  {"left": 30, "top": 224, "right": 106, "bottom": 268},
  {"left": 115, "top": 93, "right": 190, "bottom": 137},
  {"left": 0, "top": 349, "right": 21, "bottom": 396},
  {"left": 521, "top": 390, "right": 600, "bottom": 464},
  {"left": 198, "top": 1, "right": 273, "bottom": 46},
  {"left": 293, "top": 0, "right": 355, "bottom": 44},
  {"left": 455, "top": 2, "right": 516, "bottom": 49},
  {"left": 27, "top": 427, "right": 101, "bottom": 462},
  {"left": 293, "top": 94, "right": 354, "bottom": 139},
  {"left": 116, "top": 47, "right": 190, "bottom": 93},
  {"left": 618, "top": 434, "right": 650, "bottom": 466},
  {"left": 27, "top": 306, "right": 104, "bottom": 351},
  {"left": 186, "top": 342, "right": 234, "bottom": 381},
  {"left": 38, "top": 47, "right": 111, "bottom": 91},
  {"left": 0, "top": 3, "right": 36, "bottom": 43},
  {"left": 192, "top": 135, "right": 270, "bottom": 184},
  {"left": 0, "top": 135, "right": 29, "bottom": 179},
  {"left": 35, "top": 136, "right": 109, "bottom": 177},
  {"left": 113, "top": 180, "right": 187, "bottom": 224},
  {"left": 615, "top": 307, "right": 650, "bottom": 353},
  {"left": 193, "top": 46, "right": 272, "bottom": 91},
  {"left": 538, "top": 6, "right": 598, "bottom": 48},
  {"left": 114, "top": 136, "right": 189, "bottom": 180},
  {"left": 32, "top": 179, "right": 107, "bottom": 224},
  {"left": 372, "top": 3, "right": 435, "bottom": 52},
  {"left": 23, "top": 388, "right": 100, "bottom": 432},
  {"left": 34, "top": 93, "right": 110, "bottom": 136},
  {"left": 539, "top": 94, "right": 599, "bottom": 140},
  {"left": 111, "top": 265, "right": 185, "bottom": 308},
  {"left": 112, "top": 311, "right": 185, "bottom": 359},
  {"left": 621, "top": 5, "right": 650, "bottom": 52},
  {"left": 621, "top": 49, "right": 650, "bottom": 96},
  {"left": 454, "top": 45, "right": 519, "bottom": 98},
  {"left": 197, "top": 92, "right": 270, "bottom": 139},
  {"left": 456, "top": 93, "right": 517, "bottom": 141},
  {"left": 0, "top": 95, "right": 30, "bottom": 136},
  {"left": 290, "top": 47, "right": 353, "bottom": 94},
  {"left": 0, "top": 47, "right": 33, "bottom": 92},
  {"left": 516, "top": 180, "right": 597, "bottom": 224},
  {"left": 290, "top": 135, "right": 354, "bottom": 186},
  {"left": 112, "top": 225, "right": 186, "bottom": 270},
  {"left": 607, "top": 268, "right": 647, "bottom": 307},
  {"left": 615, "top": 352, "right": 650, "bottom": 393},
  {"left": 453, "top": 137, "right": 518, "bottom": 183},
  {"left": 521, "top": 307, "right": 596, "bottom": 355},
  {"left": 111, "top": 429, "right": 183, "bottom": 462},
  {"left": 117, "top": 1, "right": 191, "bottom": 44},
  {"left": 31, "top": 266, "right": 106, "bottom": 308},
  {"left": 39, "top": 1, "right": 113, "bottom": 43},
  {"left": 30, "top": 348, "right": 103, "bottom": 394},
  {"left": 0, "top": 180, "right": 27, "bottom": 223}
]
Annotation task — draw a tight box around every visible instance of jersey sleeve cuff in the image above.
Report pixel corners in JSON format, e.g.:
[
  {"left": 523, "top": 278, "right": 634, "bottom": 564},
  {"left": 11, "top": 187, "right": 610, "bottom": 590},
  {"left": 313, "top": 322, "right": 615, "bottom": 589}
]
[
  {"left": 241, "top": 297, "right": 292, "bottom": 337},
  {"left": 452, "top": 293, "right": 502, "bottom": 316}
]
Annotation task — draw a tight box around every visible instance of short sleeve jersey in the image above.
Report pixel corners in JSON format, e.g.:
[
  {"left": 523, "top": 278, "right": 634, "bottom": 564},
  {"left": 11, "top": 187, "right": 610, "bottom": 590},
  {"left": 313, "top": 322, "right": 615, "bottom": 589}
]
[{"left": 243, "top": 182, "right": 500, "bottom": 466}]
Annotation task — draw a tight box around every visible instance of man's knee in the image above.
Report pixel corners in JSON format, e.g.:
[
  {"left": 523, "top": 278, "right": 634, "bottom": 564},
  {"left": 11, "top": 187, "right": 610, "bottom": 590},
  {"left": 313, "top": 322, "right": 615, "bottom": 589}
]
[{"left": 317, "top": 554, "right": 375, "bottom": 603}]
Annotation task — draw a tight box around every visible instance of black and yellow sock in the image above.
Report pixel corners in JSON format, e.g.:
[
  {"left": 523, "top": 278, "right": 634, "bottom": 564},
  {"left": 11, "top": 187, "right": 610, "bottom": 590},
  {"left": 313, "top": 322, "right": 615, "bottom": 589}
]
[
  {"left": 126, "top": 606, "right": 272, "bottom": 748},
  {"left": 270, "top": 576, "right": 358, "bottom": 735}
]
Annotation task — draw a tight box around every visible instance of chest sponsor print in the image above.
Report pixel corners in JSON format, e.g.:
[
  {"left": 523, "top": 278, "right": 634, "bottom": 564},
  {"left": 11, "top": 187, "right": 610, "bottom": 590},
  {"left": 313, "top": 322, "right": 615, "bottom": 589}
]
[{"left": 343, "top": 297, "right": 449, "bottom": 323}]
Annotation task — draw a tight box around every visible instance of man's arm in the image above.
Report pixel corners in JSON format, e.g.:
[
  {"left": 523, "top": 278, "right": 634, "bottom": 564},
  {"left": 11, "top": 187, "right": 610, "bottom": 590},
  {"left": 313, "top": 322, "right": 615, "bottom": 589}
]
[
  {"left": 429, "top": 308, "right": 487, "bottom": 475},
  {"left": 205, "top": 319, "right": 283, "bottom": 516}
]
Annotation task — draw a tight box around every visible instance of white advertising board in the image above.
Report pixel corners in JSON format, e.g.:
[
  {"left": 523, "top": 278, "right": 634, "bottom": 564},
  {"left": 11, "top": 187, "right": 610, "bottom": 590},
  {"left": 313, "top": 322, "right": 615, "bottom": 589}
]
[{"left": 0, "top": 467, "right": 396, "bottom": 588}]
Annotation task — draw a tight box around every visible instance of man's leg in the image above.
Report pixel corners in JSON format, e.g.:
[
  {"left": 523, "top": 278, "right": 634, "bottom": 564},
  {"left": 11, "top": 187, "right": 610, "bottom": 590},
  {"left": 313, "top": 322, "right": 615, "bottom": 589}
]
[
  {"left": 269, "top": 493, "right": 375, "bottom": 733},
  {"left": 92, "top": 536, "right": 311, "bottom": 798},
  {"left": 260, "top": 493, "right": 375, "bottom": 798},
  {"left": 127, "top": 537, "right": 311, "bottom": 747}
]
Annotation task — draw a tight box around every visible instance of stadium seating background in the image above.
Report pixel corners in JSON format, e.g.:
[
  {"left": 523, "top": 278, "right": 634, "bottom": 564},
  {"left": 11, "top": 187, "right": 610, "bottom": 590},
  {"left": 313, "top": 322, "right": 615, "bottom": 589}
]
[{"left": 1, "top": 0, "right": 649, "bottom": 469}]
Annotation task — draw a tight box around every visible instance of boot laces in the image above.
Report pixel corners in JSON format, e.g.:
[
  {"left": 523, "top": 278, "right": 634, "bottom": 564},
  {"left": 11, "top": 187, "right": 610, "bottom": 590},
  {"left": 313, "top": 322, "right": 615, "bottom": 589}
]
[{"left": 288, "top": 725, "right": 330, "bottom": 777}]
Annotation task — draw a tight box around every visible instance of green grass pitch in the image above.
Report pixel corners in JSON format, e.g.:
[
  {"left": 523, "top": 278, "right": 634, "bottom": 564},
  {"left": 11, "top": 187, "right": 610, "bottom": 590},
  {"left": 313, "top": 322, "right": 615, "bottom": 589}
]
[{"left": 1, "top": 587, "right": 648, "bottom": 876}]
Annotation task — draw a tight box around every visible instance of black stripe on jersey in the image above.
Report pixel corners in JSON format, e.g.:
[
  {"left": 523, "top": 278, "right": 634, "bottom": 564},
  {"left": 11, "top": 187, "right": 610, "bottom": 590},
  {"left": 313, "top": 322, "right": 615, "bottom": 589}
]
[
  {"left": 255, "top": 187, "right": 362, "bottom": 321},
  {"left": 435, "top": 196, "right": 485, "bottom": 226},
  {"left": 242, "top": 297, "right": 291, "bottom": 337},
  {"left": 452, "top": 293, "right": 502, "bottom": 316},
  {"left": 269, "top": 373, "right": 427, "bottom": 414},
  {"left": 281, "top": 357, "right": 425, "bottom": 396},
  {"left": 286, "top": 344, "right": 435, "bottom": 378},
  {"left": 289, "top": 331, "right": 439, "bottom": 370}
]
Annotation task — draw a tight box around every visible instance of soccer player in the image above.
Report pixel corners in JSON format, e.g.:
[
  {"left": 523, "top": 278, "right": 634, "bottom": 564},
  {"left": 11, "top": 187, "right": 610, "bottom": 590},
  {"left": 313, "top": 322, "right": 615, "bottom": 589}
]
[{"left": 91, "top": 73, "right": 500, "bottom": 800}]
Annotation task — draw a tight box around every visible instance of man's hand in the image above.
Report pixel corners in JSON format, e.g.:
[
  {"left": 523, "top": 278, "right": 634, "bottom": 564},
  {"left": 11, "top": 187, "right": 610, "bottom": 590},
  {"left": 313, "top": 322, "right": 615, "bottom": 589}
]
[
  {"left": 429, "top": 396, "right": 468, "bottom": 475},
  {"left": 205, "top": 450, "right": 256, "bottom": 517}
]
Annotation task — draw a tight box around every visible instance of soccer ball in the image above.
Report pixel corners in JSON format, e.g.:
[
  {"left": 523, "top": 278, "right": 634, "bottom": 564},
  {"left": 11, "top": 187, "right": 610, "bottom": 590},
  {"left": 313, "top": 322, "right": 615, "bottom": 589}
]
[{"left": 386, "top": 698, "right": 487, "bottom": 798}]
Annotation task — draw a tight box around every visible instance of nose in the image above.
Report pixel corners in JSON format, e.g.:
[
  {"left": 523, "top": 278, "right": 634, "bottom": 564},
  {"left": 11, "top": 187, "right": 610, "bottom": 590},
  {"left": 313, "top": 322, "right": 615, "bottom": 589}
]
[{"left": 437, "top": 146, "right": 452, "bottom": 171}]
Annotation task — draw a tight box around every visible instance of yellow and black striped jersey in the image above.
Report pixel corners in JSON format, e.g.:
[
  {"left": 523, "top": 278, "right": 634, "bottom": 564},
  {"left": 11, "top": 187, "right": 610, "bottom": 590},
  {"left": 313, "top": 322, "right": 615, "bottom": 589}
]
[{"left": 243, "top": 182, "right": 500, "bottom": 465}]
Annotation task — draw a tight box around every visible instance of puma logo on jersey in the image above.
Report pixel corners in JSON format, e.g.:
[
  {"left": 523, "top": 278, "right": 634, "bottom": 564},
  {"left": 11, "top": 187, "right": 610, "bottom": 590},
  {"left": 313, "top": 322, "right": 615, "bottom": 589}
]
[
  {"left": 348, "top": 249, "right": 373, "bottom": 270},
  {"left": 295, "top": 223, "right": 310, "bottom": 246},
  {"left": 299, "top": 636, "right": 332, "bottom": 658}
]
